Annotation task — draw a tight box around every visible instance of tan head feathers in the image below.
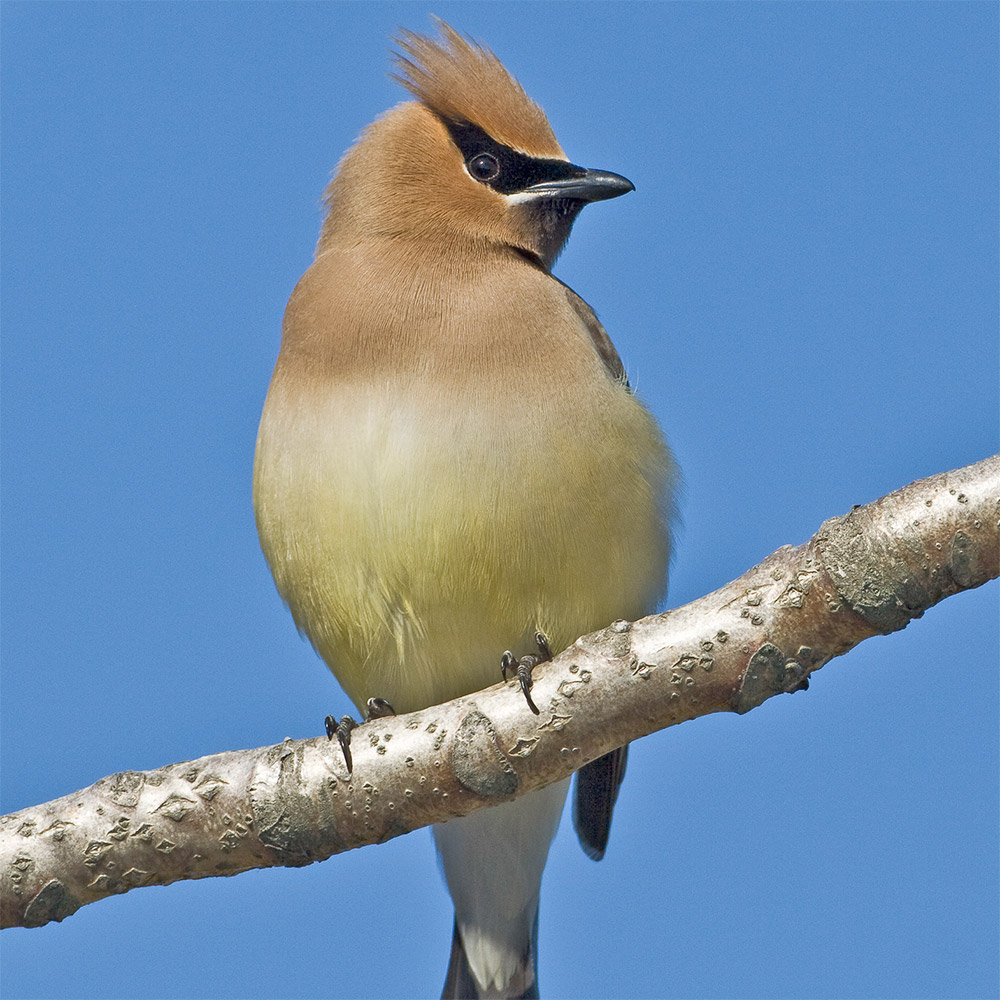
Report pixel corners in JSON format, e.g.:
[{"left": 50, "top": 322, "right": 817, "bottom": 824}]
[{"left": 393, "top": 19, "right": 565, "bottom": 159}]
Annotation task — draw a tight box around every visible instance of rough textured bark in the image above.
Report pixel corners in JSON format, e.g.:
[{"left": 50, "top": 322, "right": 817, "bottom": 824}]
[{"left": 3, "top": 455, "right": 997, "bottom": 929}]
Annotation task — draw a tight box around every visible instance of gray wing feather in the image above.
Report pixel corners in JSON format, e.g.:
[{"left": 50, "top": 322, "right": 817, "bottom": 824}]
[
  {"left": 573, "top": 744, "right": 629, "bottom": 861},
  {"left": 557, "top": 280, "right": 630, "bottom": 388}
]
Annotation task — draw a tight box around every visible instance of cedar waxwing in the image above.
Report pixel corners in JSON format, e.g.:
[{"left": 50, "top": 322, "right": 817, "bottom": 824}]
[{"left": 253, "top": 21, "right": 676, "bottom": 1000}]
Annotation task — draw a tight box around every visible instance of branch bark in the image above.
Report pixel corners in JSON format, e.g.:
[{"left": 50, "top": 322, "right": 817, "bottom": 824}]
[{"left": 3, "top": 455, "right": 997, "bottom": 929}]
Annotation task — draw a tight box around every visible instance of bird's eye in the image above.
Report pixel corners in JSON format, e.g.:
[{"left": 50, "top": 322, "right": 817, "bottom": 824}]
[{"left": 468, "top": 153, "right": 500, "bottom": 182}]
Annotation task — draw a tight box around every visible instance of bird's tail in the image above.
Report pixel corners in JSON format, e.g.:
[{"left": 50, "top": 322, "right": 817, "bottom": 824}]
[
  {"left": 434, "top": 779, "right": 569, "bottom": 999},
  {"left": 441, "top": 915, "right": 540, "bottom": 1000}
]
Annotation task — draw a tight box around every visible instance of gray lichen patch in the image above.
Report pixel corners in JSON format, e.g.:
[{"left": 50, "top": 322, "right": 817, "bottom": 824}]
[{"left": 451, "top": 709, "right": 519, "bottom": 800}]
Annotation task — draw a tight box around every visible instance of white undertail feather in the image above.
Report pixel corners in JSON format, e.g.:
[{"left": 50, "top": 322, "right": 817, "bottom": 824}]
[{"left": 435, "top": 780, "right": 570, "bottom": 995}]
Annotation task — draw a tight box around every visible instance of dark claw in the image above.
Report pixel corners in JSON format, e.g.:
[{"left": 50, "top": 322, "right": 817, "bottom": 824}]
[
  {"left": 500, "top": 650, "right": 516, "bottom": 682},
  {"left": 517, "top": 660, "right": 540, "bottom": 715},
  {"left": 324, "top": 698, "right": 395, "bottom": 775},
  {"left": 500, "top": 633, "right": 552, "bottom": 714},
  {"left": 325, "top": 713, "right": 357, "bottom": 773},
  {"left": 534, "top": 631, "right": 552, "bottom": 661},
  {"left": 366, "top": 697, "right": 396, "bottom": 719}
]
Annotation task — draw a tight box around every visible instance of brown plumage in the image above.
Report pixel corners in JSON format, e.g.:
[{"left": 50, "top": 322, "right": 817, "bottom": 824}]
[{"left": 254, "top": 20, "right": 676, "bottom": 999}]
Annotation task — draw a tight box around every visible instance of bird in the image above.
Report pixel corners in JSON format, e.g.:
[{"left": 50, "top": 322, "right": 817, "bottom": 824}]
[{"left": 253, "top": 20, "right": 676, "bottom": 999}]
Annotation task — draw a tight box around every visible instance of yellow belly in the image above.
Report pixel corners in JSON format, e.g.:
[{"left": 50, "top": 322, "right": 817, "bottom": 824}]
[{"left": 253, "top": 372, "right": 672, "bottom": 715}]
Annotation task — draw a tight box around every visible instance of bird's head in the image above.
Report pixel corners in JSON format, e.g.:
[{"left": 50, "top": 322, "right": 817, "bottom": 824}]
[{"left": 317, "top": 20, "right": 633, "bottom": 271}]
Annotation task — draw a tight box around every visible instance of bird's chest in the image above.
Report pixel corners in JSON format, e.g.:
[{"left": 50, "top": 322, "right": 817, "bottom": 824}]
[
  {"left": 259, "top": 362, "right": 656, "bottom": 561},
  {"left": 255, "top": 369, "right": 667, "bottom": 710}
]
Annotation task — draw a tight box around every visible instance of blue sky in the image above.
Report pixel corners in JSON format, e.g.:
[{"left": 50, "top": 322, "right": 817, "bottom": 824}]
[{"left": 2, "top": 3, "right": 997, "bottom": 998}]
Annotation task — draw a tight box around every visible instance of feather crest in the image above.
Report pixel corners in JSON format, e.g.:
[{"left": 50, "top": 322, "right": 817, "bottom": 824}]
[{"left": 392, "top": 19, "right": 565, "bottom": 159}]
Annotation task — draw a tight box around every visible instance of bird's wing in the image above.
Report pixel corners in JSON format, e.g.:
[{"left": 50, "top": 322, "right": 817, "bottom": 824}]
[
  {"left": 557, "top": 280, "right": 629, "bottom": 387},
  {"left": 572, "top": 744, "right": 629, "bottom": 861},
  {"left": 557, "top": 280, "right": 634, "bottom": 860}
]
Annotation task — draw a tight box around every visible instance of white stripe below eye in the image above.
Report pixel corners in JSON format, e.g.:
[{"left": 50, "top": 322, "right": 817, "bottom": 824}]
[{"left": 504, "top": 190, "right": 552, "bottom": 205}]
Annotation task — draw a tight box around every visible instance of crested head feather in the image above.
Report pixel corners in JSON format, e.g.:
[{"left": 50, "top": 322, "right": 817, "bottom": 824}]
[{"left": 392, "top": 19, "right": 565, "bottom": 160}]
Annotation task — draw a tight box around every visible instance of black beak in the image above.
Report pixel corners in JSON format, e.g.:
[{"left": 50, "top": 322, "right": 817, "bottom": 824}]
[{"left": 523, "top": 167, "right": 635, "bottom": 203}]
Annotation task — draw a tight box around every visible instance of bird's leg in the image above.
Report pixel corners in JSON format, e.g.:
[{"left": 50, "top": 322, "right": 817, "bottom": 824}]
[
  {"left": 324, "top": 697, "right": 396, "bottom": 773},
  {"left": 501, "top": 631, "right": 551, "bottom": 716},
  {"left": 325, "top": 714, "right": 357, "bottom": 772}
]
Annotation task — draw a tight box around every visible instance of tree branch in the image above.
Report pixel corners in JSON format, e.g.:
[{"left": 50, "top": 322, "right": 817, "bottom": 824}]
[{"left": 3, "top": 455, "right": 997, "bottom": 929}]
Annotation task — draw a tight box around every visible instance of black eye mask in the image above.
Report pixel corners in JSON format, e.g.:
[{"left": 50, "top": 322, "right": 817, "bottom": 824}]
[{"left": 442, "top": 118, "right": 585, "bottom": 195}]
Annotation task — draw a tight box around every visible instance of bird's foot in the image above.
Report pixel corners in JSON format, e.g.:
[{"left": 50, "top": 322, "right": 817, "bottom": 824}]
[
  {"left": 325, "top": 714, "right": 357, "bottom": 772},
  {"left": 324, "top": 697, "right": 396, "bottom": 773},
  {"left": 501, "top": 631, "right": 551, "bottom": 716},
  {"left": 365, "top": 697, "right": 396, "bottom": 719}
]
